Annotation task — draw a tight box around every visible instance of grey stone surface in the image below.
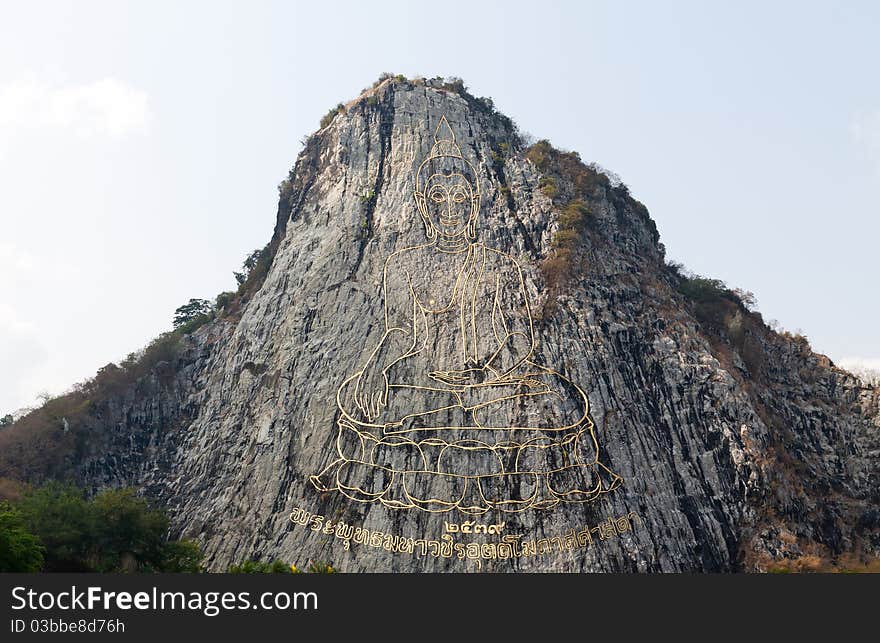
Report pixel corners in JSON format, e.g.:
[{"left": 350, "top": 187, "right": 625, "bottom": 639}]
[{"left": 71, "top": 78, "right": 879, "bottom": 571}]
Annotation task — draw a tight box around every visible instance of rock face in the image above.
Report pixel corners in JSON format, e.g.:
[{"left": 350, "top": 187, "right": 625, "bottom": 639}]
[{"left": 38, "top": 78, "right": 880, "bottom": 571}]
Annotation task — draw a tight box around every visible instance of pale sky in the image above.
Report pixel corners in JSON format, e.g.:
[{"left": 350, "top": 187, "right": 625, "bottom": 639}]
[{"left": 1, "top": 0, "right": 878, "bottom": 414}]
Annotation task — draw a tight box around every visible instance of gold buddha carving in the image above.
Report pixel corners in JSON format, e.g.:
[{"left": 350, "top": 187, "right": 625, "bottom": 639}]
[{"left": 310, "top": 116, "right": 622, "bottom": 514}]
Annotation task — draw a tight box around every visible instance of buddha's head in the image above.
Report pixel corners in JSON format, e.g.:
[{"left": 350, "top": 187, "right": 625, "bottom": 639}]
[{"left": 415, "top": 116, "right": 481, "bottom": 247}]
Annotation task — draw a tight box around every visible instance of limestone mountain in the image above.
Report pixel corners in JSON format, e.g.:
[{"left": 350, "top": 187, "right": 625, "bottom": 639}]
[{"left": 2, "top": 75, "right": 877, "bottom": 572}]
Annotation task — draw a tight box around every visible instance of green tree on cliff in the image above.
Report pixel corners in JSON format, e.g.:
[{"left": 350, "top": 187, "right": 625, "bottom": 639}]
[{"left": 172, "top": 298, "right": 213, "bottom": 331}]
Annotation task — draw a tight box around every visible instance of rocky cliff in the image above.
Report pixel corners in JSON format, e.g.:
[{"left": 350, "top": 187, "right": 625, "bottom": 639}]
[{"left": 3, "top": 76, "right": 878, "bottom": 571}]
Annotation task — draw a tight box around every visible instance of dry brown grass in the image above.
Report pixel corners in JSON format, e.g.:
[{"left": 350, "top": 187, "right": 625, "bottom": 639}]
[
  {"left": 0, "top": 477, "right": 26, "bottom": 502},
  {"left": 766, "top": 553, "right": 880, "bottom": 573},
  {"left": 524, "top": 141, "right": 615, "bottom": 313}
]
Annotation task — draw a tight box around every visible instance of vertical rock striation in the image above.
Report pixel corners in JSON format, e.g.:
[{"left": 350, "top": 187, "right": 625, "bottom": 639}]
[{"left": 11, "top": 77, "right": 878, "bottom": 572}]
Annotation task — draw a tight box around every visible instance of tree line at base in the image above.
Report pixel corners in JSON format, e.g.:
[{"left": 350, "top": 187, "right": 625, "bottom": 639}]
[{"left": 0, "top": 482, "right": 333, "bottom": 573}]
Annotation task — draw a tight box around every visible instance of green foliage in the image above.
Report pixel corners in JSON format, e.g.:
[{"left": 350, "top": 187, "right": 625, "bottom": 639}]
[
  {"left": 488, "top": 141, "right": 510, "bottom": 169},
  {"left": 526, "top": 140, "right": 612, "bottom": 200},
  {"left": 228, "top": 559, "right": 293, "bottom": 574},
  {"left": 16, "top": 483, "right": 94, "bottom": 571},
  {"left": 526, "top": 137, "right": 659, "bottom": 323},
  {"left": 524, "top": 139, "right": 552, "bottom": 170},
  {"left": 229, "top": 559, "right": 337, "bottom": 574},
  {"left": 89, "top": 363, "right": 127, "bottom": 395},
  {"left": 675, "top": 271, "right": 740, "bottom": 328},
  {"left": 122, "top": 332, "right": 183, "bottom": 376},
  {"left": 433, "top": 76, "right": 518, "bottom": 136},
  {"left": 674, "top": 269, "right": 758, "bottom": 321},
  {"left": 538, "top": 177, "right": 558, "bottom": 198},
  {"left": 433, "top": 76, "right": 466, "bottom": 94},
  {"left": 232, "top": 245, "right": 271, "bottom": 295},
  {"left": 242, "top": 248, "right": 264, "bottom": 274},
  {"left": 677, "top": 276, "right": 731, "bottom": 304},
  {"left": 320, "top": 103, "right": 345, "bottom": 129},
  {"left": 160, "top": 539, "right": 204, "bottom": 573},
  {"left": 13, "top": 483, "right": 203, "bottom": 573},
  {"left": 0, "top": 501, "right": 44, "bottom": 572},
  {"left": 173, "top": 298, "right": 213, "bottom": 331},
  {"left": 551, "top": 229, "right": 580, "bottom": 249},
  {"left": 372, "top": 72, "right": 394, "bottom": 87},
  {"left": 525, "top": 140, "right": 619, "bottom": 300},
  {"left": 5, "top": 483, "right": 329, "bottom": 574},
  {"left": 543, "top": 200, "right": 597, "bottom": 289},
  {"left": 0, "top": 414, "right": 13, "bottom": 427},
  {"left": 210, "top": 245, "right": 276, "bottom": 320},
  {"left": 671, "top": 263, "right": 770, "bottom": 378},
  {"left": 89, "top": 488, "right": 169, "bottom": 572},
  {"left": 359, "top": 73, "right": 418, "bottom": 103},
  {"left": 359, "top": 188, "right": 375, "bottom": 204},
  {"left": 214, "top": 291, "right": 236, "bottom": 311}
]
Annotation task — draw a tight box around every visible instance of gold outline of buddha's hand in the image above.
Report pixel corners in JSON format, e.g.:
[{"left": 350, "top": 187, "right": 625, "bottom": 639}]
[
  {"left": 355, "top": 366, "right": 389, "bottom": 421},
  {"left": 428, "top": 367, "right": 488, "bottom": 387}
]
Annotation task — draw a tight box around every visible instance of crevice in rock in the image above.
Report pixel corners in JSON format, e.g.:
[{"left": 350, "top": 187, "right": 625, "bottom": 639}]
[{"left": 346, "top": 84, "right": 395, "bottom": 281}]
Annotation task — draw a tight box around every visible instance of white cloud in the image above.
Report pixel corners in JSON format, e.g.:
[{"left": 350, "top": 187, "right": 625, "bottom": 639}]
[
  {"left": 0, "top": 76, "right": 151, "bottom": 139},
  {"left": 851, "top": 110, "right": 880, "bottom": 175}
]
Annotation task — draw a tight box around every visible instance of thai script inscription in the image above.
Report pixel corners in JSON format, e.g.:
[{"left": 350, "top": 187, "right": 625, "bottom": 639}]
[
  {"left": 445, "top": 520, "right": 505, "bottom": 535},
  {"left": 289, "top": 506, "right": 640, "bottom": 563}
]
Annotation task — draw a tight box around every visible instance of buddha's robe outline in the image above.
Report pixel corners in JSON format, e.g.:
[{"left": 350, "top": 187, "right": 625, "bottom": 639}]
[{"left": 311, "top": 240, "right": 623, "bottom": 514}]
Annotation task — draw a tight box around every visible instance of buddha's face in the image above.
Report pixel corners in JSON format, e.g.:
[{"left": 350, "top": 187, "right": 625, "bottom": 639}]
[{"left": 420, "top": 172, "right": 478, "bottom": 239}]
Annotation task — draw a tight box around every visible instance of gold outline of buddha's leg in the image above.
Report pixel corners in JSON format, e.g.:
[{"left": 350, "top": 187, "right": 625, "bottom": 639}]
[
  {"left": 402, "top": 470, "right": 468, "bottom": 513},
  {"left": 476, "top": 472, "right": 540, "bottom": 513}
]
